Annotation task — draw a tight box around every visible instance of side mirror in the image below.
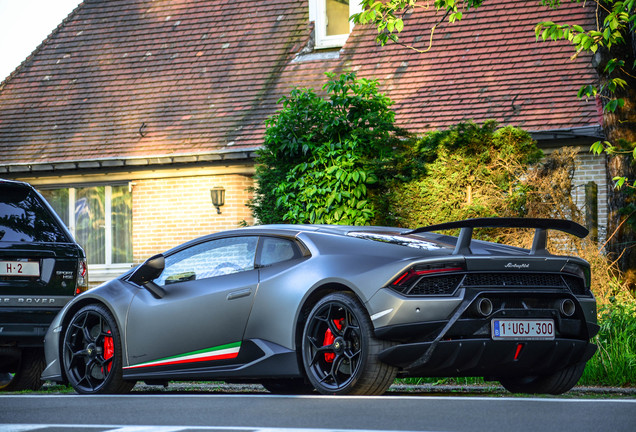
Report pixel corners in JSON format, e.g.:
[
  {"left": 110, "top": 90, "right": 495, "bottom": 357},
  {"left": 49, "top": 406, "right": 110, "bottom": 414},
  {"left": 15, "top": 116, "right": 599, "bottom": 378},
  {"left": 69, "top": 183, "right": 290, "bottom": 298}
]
[{"left": 129, "top": 254, "right": 165, "bottom": 285}]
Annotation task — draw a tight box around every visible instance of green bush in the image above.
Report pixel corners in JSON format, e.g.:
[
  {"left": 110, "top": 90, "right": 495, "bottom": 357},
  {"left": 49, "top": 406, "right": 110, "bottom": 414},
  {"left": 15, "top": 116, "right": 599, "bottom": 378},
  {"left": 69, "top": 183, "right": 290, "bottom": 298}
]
[
  {"left": 251, "top": 72, "right": 414, "bottom": 225},
  {"left": 580, "top": 300, "right": 636, "bottom": 387},
  {"left": 384, "top": 121, "right": 543, "bottom": 229},
  {"left": 275, "top": 140, "right": 377, "bottom": 225}
]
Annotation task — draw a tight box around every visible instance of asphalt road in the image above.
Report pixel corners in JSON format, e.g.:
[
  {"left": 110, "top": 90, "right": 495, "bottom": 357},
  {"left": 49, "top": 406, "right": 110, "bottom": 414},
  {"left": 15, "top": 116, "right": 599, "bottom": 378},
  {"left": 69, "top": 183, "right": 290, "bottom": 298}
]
[{"left": 1, "top": 392, "right": 635, "bottom": 432}]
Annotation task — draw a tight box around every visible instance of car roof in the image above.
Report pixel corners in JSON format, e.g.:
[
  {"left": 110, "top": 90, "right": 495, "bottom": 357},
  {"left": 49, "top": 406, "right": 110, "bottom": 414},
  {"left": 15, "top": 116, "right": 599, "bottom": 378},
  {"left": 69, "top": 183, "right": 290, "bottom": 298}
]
[
  {"left": 0, "top": 178, "right": 32, "bottom": 190},
  {"left": 154, "top": 224, "right": 413, "bottom": 258},
  {"left": 238, "top": 224, "right": 408, "bottom": 236}
]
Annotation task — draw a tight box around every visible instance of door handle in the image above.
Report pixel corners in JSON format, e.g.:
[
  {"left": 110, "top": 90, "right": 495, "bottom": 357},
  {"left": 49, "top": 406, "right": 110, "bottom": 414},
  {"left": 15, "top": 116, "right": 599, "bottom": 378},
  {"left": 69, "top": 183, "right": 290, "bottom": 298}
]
[{"left": 226, "top": 289, "right": 251, "bottom": 300}]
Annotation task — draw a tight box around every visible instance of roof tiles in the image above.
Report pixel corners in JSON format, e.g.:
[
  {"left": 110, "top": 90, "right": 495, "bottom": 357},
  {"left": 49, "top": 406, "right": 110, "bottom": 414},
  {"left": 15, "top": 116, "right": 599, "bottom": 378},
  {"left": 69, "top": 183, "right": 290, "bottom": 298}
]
[{"left": 0, "top": 0, "right": 600, "bottom": 167}]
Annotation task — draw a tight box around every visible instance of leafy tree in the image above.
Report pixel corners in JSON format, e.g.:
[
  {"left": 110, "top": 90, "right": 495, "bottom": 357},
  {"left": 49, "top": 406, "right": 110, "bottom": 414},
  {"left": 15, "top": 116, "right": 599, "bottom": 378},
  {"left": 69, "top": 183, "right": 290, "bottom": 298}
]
[
  {"left": 352, "top": 0, "right": 636, "bottom": 273},
  {"left": 251, "top": 72, "right": 414, "bottom": 225}
]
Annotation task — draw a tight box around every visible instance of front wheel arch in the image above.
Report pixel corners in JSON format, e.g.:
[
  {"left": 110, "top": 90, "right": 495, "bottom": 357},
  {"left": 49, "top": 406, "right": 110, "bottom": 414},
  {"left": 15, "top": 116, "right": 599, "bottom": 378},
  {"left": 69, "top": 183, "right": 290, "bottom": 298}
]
[
  {"left": 57, "top": 299, "right": 121, "bottom": 384},
  {"left": 61, "top": 303, "right": 135, "bottom": 394}
]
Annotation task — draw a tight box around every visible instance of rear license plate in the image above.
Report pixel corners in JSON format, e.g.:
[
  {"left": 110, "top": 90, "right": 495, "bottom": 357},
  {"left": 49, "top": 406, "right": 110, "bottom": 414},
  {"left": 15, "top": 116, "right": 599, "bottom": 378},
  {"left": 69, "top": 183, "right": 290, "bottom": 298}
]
[
  {"left": 0, "top": 261, "right": 40, "bottom": 277},
  {"left": 491, "top": 319, "right": 555, "bottom": 340}
]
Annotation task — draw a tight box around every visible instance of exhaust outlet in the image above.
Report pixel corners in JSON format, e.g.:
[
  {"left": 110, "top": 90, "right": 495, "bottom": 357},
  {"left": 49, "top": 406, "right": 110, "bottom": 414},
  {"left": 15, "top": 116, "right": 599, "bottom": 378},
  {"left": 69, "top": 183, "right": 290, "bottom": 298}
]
[
  {"left": 472, "top": 297, "right": 493, "bottom": 317},
  {"left": 560, "top": 299, "right": 576, "bottom": 317}
]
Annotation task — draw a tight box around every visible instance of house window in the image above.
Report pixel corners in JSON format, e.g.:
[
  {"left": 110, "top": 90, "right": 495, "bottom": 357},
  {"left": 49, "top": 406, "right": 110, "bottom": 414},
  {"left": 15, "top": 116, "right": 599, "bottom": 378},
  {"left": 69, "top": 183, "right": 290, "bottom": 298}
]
[
  {"left": 311, "top": 0, "right": 362, "bottom": 49},
  {"left": 40, "top": 185, "right": 133, "bottom": 270}
]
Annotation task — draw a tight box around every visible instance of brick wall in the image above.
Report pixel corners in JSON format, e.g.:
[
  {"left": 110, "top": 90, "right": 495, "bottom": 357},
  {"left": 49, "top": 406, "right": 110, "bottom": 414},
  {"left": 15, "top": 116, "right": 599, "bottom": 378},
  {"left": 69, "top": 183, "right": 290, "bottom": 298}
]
[
  {"left": 572, "top": 152, "right": 608, "bottom": 242},
  {"left": 132, "top": 174, "right": 255, "bottom": 263}
]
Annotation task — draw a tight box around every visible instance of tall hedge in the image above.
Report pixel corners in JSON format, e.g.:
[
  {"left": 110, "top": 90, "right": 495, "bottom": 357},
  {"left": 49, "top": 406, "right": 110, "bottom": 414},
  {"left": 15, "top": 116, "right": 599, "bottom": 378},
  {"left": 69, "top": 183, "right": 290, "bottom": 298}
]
[
  {"left": 251, "top": 72, "right": 414, "bottom": 225},
  {"left": 384, "top": 121, "right": 544, "bottom": 228}
]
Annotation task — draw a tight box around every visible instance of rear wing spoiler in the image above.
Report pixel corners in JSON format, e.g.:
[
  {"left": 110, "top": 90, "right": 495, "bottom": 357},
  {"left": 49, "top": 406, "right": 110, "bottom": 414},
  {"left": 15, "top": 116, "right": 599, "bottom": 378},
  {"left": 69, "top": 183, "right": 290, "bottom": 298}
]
[{"left": 404, "top": 218, "right": 588, "bottom": 255}]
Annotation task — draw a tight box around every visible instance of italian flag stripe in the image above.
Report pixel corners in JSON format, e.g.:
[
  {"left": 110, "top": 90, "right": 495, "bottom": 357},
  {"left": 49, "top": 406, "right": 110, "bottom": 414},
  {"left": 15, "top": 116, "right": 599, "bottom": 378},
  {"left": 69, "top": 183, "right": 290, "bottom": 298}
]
[{"left": 124, "top": 342, "right": 241, "bottom": 370}]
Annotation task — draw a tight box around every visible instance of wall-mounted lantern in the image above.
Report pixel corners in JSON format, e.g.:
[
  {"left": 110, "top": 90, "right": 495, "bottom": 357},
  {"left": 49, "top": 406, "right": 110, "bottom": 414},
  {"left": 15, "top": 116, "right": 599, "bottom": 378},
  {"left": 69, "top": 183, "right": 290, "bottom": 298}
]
[{"left": 210, "top": 187, "right": 225, "bottom": 214}]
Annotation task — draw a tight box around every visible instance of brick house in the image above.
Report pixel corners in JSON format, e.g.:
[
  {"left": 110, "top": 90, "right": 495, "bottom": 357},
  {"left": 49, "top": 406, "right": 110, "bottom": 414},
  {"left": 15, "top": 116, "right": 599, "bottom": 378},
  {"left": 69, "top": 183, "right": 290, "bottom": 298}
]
[{"left": 0, "top": 0, "right": 605, "bottom": 284}]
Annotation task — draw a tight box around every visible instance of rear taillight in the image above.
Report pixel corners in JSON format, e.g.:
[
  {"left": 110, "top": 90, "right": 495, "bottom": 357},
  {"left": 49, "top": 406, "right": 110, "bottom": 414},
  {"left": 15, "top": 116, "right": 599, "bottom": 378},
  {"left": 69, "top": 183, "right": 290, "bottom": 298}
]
[
  {"left": 390, "top": 261, "right": 465, "bottom": 295},
  {"left": 75, "top": 259, "right": 89, "bottom": 295}
]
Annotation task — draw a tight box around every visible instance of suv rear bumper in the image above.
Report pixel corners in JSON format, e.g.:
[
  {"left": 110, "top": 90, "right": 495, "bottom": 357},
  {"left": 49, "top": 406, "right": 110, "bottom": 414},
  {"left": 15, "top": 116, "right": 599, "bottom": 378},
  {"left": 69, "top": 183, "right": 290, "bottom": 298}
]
[{"left": 0, "top": 307, "right": 64, "bottom": 347}]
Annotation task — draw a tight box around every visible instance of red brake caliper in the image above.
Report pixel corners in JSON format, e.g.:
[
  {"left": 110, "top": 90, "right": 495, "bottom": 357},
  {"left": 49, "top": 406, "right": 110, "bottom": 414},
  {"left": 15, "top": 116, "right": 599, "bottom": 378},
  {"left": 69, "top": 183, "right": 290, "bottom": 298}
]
[
  {"left": 322, "top": 319, "right": 344, "bottom": 363},
  {"left": 103, "top": 330, "right": 114, "bottom": 373}
]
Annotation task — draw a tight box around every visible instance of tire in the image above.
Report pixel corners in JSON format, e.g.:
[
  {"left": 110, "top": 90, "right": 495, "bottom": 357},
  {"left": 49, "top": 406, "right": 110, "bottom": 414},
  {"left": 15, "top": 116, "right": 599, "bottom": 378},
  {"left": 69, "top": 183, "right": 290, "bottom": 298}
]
[
  {"left": 0, "top": 348, "right": 45, "bottom": 391},
  {"left": 499, "top": 361, "right": 587, "bottom": 395},
  {"left": 301, "top": 292, "right": 397, "bottom": 395},
  {"left": 261, "top": 378, "right": 315, "bottom": 394},
  {"left": 62, "top": 304, "right": 135, "bottom": 394}
]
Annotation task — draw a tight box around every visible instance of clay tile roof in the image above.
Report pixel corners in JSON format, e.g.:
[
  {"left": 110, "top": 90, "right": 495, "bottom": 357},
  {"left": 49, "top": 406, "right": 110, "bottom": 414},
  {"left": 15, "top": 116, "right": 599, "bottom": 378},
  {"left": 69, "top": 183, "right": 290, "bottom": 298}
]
[{"left": 0, "top": 0, "right": 600, "bottom": 168}]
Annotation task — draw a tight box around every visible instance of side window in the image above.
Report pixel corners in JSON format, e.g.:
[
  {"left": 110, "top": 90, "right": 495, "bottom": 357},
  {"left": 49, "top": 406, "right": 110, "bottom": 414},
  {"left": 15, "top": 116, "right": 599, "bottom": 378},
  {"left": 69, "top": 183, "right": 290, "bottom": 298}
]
[
  {"left": 259, "top": 237, "right": 300, "bottom": 267},
  {"left": 155, "top": 237, "right": 257, "bottom": 286}
]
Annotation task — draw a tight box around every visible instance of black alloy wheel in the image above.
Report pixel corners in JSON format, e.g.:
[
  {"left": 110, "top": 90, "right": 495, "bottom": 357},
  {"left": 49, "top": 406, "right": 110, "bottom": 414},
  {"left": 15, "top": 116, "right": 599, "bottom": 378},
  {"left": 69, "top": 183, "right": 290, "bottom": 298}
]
[
  {"left": 301, "top": 292, "right": 397, "bottom": 395},
  {"left": 62, "top": 304, "right": 135, "bottom": 394}
]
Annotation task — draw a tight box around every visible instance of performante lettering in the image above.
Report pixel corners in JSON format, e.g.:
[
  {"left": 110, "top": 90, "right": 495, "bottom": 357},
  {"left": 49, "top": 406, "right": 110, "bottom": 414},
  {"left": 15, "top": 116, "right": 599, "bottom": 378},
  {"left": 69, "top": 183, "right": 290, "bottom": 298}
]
[{"left": 505, "top": 263, "right": 530, "bottom": 269}]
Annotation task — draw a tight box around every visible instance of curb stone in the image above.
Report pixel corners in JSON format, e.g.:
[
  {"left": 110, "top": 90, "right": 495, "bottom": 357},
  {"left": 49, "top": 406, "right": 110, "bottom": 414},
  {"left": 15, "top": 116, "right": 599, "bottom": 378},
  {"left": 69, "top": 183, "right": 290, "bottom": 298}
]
[
  {"left": 124, "top": 381, "right": 636, "bottom": 396},
  {"left": 30, "top": 381, "right": 635, "bottom": 397}
]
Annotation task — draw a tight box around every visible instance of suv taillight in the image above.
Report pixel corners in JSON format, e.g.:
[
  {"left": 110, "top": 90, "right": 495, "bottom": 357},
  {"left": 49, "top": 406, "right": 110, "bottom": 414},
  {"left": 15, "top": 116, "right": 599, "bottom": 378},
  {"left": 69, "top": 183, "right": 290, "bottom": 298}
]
[{"left": 75, "top": 259, "right": 89, "bottom": 295}]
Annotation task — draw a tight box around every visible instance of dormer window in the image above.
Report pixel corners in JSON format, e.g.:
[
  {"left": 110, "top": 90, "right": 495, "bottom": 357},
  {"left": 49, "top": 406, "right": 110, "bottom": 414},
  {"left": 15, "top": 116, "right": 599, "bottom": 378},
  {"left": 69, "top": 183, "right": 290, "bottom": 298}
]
[{"left": 310, "top": 0, "right": 362, "bottom": 49}]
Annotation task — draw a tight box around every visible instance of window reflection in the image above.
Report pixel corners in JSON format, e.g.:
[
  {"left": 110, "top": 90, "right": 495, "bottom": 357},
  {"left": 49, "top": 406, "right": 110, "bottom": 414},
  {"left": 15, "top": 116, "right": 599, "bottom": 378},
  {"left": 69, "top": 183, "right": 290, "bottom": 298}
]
[
  {"left": 1, "top": 188, "right": 68, "bottom": 243},
  {"left": 76, "top": 186, "right": 105, "bottom": 265},
  {"left": 112, "top": 185, "right": 132, "bottom": 264}
]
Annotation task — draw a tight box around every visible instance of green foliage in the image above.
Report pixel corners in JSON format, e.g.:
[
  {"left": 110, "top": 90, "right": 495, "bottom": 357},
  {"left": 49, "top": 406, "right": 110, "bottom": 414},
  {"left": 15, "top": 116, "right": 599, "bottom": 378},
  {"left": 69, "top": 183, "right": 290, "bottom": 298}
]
[
  {"left": 352, "top": 0, "right": 484, "bottom": 50},
  {"left": 580, "top": 300, "right": 636, "bottom": 386},
  {"left": 251, "top": 72, "right": 414, "bottom": 225},
  {"left": 250, "top": 88, "right": 330, "bottom": 224},
  {"left": 384, "top": 121, "right": 543, "bottom": 229},
  {"left": 275, "top": 140, "right": 377, "bottom": 225}
]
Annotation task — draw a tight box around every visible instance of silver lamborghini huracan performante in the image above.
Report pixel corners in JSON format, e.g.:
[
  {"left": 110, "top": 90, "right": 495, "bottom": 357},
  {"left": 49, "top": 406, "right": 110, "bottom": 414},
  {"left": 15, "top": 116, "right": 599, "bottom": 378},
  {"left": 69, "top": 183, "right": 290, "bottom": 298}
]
[{"left": 42, "top": 218, "right": 598, "bottom": 395}]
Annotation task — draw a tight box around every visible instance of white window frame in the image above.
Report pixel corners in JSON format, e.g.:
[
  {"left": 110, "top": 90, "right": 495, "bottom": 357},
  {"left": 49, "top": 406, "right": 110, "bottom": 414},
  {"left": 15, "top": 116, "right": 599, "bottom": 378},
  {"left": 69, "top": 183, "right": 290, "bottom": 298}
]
[
  {"left": 63, "top": 185, "right": 133, "bottom": 281},
  {"left": 310, "top": 0, "right": 362, "bottom": 49}
]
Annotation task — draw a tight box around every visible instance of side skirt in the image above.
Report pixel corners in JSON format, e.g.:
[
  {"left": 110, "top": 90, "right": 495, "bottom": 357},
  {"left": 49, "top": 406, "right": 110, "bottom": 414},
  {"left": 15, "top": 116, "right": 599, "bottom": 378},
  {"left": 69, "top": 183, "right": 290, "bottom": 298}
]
[{"left": 122, "top": 339, "right": 301, "bottom": 381}]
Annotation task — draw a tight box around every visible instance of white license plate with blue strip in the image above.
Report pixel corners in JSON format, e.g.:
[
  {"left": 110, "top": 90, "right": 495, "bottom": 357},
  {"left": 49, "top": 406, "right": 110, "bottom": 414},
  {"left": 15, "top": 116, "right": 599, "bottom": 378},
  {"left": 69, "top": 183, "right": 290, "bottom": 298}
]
[{"left": 491, "top": 319, "right": 555, "bottom": 340}]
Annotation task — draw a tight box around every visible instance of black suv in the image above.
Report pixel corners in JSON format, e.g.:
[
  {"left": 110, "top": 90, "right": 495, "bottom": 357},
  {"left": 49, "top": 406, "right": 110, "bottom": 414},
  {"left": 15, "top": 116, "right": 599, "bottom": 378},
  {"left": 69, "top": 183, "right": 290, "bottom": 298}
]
[{"left": 0, "top": 179, "right": 88, "bottom": 391}]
